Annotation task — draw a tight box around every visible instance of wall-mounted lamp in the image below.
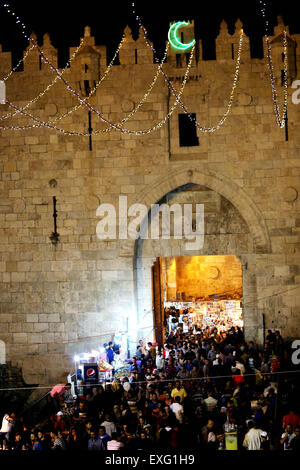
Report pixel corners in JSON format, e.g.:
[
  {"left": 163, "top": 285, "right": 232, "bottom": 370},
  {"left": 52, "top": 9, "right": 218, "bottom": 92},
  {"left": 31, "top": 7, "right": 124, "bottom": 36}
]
[{"left": 50, "top": 196, "right": 60, "bottom": 245}]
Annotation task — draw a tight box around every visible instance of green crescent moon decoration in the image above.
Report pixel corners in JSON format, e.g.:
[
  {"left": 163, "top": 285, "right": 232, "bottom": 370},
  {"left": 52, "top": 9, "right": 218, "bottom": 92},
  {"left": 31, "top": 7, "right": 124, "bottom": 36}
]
[{"left": 168, "top": 21, "right": 196, "bottom": 51}]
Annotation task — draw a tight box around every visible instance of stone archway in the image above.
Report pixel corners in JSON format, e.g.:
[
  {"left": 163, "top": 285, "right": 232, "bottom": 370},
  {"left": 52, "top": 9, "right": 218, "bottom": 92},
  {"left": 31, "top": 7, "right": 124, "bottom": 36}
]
[{"left": 119, "top": 166, "right": 271, "bottom": 349}]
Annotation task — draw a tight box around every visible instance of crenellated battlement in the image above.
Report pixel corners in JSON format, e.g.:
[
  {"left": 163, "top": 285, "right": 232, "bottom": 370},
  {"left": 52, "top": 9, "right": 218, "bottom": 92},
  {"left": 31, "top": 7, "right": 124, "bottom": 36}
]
[{"left": 0, "top": 16, "right": 299, "bottom": 80}]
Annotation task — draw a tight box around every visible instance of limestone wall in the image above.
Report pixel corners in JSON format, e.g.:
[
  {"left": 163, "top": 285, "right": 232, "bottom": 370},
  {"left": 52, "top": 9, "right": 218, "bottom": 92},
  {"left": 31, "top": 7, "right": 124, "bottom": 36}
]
[{"left": 0, "top": 18, "right": 299, "bottom": 384}]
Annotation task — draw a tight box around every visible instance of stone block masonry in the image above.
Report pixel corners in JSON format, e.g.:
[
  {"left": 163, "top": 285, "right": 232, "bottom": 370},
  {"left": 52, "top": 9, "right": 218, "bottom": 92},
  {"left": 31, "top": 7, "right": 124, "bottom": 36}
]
[{"left": 0, "top": 18, "right": 299, "bottom": 384}]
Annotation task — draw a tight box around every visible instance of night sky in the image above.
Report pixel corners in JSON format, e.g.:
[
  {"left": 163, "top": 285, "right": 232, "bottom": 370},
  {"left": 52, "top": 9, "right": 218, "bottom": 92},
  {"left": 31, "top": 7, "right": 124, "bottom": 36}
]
[{"left": 0, "top": 0, "right": 299, "bottom": 64}]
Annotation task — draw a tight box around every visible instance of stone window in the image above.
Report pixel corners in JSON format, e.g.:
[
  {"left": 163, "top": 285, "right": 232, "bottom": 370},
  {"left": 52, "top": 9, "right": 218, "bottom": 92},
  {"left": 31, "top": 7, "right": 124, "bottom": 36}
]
[{"left": 178, "top": 113, "right": 199, "bottom": 147}]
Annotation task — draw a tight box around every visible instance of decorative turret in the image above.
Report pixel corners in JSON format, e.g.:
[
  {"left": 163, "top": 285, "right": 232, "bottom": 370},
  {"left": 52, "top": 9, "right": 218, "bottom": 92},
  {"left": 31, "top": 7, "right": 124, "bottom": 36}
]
[
  {"left": 40, "top": 33, "right": 58, "bottom": 70},
  {"left": 119, "top": 25, "right": 136, "bottom": 65},
  {"left": 76, "top": 26, "right": 100, "bottom": 97},
  {"left": 134, "top": 26, "right": 155, "bottom": 64},
  {"left": 216, "top": 20, "right": 232, "bottom": 60},
  {"left": 117, "top": 24, "right": 155, "bottom": 65},
  {"left": 23, "top": 33, "right": 40, "bottom": 72},
  {"left": 232, "top": 19, "right": 250, "bottom": 61},
  {"left": 268, "top": 16, "right": 296, "bottom": 84}
]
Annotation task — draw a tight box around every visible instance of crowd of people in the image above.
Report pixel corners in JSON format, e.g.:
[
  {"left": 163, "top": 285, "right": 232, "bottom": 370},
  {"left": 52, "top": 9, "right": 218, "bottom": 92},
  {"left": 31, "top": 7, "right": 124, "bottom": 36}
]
[{"left": 0, "top": 326, "right": 299, "bottom": 452}]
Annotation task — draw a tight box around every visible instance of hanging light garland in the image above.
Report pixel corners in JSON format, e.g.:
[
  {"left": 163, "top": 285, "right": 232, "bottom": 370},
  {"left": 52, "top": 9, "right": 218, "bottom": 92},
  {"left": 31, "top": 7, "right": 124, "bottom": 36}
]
[
  {"left": 0, "top": 1, "right": 171, "bottom": 129},
  {"left": 0, "top": 0, "right": 288, "bottom": 136},
  {"left": 258, "top": 0, "right": 288, "bottom": 128},
  {"left": 1, "top": 0, "right": 239, "bottom": 136},
  {"left": 0, "top": 2, "right": 125, "bottom": 123},
  {"left": 1, "top": 2, "right": 196, "bottom": 135},
  {"left": 0, "top": 38, "right": 85, "bottom": 121},
  {"left": 0, "top": 1, "right": 131, "bottom": 133},
  {"left": 131, "top": 1, "right": 244, "bottom": 133},
  {"left": 1, "top": 1, "right": 189, "bottom": 135},
  {"left": 0, "top": 27, "right": 169, "bottom": 129},
  {"left": 49, "top": 40, "right": 169, "bottom": 127},
  {"left": 1, "top": 0, "right": 174, "bottom": 132},
  {"left": 1, "top": 43, "right": 35, "bottom": 81},
  {"left": 3, "top": 43, "right": 195, "bottom": 136},
  {"left": 48, "top": 35, "right": 126, "bottom": 124},
  {"left": 194, "top": 30, "right": 243, "bottom": 133}
]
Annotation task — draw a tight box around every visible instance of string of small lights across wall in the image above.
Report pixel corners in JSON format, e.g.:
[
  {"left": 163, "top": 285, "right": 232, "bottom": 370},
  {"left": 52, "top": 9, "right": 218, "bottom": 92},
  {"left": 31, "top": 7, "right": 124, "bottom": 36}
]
[
  {"left": 0, "top": 28, "right": 170, "bottom": 131},
  {"left": 0, "top": 38, "right": 85, "bottom": 122},
  {"left": 131, "top": 1, "right": 244, "bottom": 133},
  {"left": 0, "top": 1, "right": 84, "bottom": 88},
  {"left": 258, "top": 0, "right": 288, "bottom": 128},
  {"left": 1, "top": 1, "right": 194, "bottom": 135},
  {"left": 0, "top": 1, "right": 172, "bottom": 130},
  {"left": 0, "top": 0, "right": 277, "bottom": 136},
  {"left": 0, "top": 0, "right": 175, "bottom": 133},
  {"left": 0, "top": 2, "right": 126, "bottom": 123},
  {"left": 3, "top": 43, "right": 194, "bottom": 136},
  {"left": 0, "top": 0, "right": 241, "bottom": 136},
  {"left": 48, "top": 40, "right": 169, "bottom": 128},
  {"left": 1, "top": 43, "right": 35, "bottom": 81},
  {"left": 48, "top": 35, "right": 126, "bottom": 124}
]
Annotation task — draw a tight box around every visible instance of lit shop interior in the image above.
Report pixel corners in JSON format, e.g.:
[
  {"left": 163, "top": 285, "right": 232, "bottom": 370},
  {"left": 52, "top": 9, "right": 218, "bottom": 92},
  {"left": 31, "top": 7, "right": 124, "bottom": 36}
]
[
  {"left": 69, "top": 254, "right": 243, "bottom": 394},
  {"left": 152, "top": 255, "right": 243, "bottom": 345}
]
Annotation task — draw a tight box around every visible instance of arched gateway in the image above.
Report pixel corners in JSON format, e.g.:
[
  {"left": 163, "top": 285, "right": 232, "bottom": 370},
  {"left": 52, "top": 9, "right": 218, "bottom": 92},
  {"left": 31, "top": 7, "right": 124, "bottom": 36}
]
[{"left": 119, "top": 166, "right": 271, "bottom": 351}]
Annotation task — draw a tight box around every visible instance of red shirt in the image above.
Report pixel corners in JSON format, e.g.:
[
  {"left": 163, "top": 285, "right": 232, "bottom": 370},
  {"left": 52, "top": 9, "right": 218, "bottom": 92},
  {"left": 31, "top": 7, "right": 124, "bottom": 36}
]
[
  {"left": 232, "top": 375, "right": 245, "bottom": 387},
  {"left": 54, "top": 420, "right": 66, "bottom": 432},
  {"left": 283, "top": 413, "right": 300, "bottom": 430}
]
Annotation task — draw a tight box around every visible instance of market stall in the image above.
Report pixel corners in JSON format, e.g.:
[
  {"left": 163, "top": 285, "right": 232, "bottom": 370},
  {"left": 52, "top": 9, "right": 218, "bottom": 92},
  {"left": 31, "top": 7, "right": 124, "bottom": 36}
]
[{"left": 165, "top": 299, "right": 243, "bottom": 335}]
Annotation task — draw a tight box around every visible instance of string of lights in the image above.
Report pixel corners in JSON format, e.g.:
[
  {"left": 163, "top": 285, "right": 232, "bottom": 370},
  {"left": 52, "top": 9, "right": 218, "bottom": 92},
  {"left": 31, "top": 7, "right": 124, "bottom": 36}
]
[
  {"left": 0, "top": 36, "right": 171, "bottom": 132},
  {"left": 0, "top": 0, "right": 287, "bottom": 136},
  {"left": 0, "top": 1, "right": 85, "bottom": 88},
  {"left": 0, "top": 38, "right": 85, "bottom": 122},
  {"left": 0, "top": 2, "right": 122, "bottom": 131},
  {"left": 0, "top": 1, "right": 193, "bottom": 135},
  {"left": 0, "top": 3, "right": 127, "bottom": 123},
  {"left": 1, "top": 43, "right": 35, "bottom": 81},
  {"left": 48, "top": 40, "right": 169, "bottom": 128},
  {"left": 1, "top": 1, "right": 186, "bottom": 135},
  {"left": 258, "top": 0, "right": 288, "bottom": 128},
  {"left": 48, "top": 35, "right": 126, "bottom": 124},
  {"left": 0, "top": 1, "right": 173, "bottom": 131},
  {"left": 1, "top": 0, "right": 241, "bottom": 136},
  {"left": 0, "top": 0, "right": 178, "bottom": 134},
  {"left": 3, "top": 44, "right": 194, "bottom": 136},
  {"left": 131, "top": 1, "right": 244, "bottom": 133}
]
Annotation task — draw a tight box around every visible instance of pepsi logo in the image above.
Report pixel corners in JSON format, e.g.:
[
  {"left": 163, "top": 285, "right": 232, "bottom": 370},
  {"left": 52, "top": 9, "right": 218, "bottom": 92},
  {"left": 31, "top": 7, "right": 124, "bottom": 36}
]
[{"left": 86, "top": 368, "right": 96, "bottom": 377}]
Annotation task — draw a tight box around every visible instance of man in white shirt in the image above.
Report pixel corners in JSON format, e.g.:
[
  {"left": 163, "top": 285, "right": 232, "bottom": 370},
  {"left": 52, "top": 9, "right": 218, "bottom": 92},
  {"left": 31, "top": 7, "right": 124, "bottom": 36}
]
[
  {"left": 101, "top": 413, "right": 117, "bottom": 438},
  {"left": 0, "top": 412, "right": 16, "bottom": 448},
  {"left": 235, "top": 359, "right": 246, "bottom": 375},
  {"left": 243, "top": 420, "right": 264, "bottom": 450},
  {"left": 203, "top": 392, "right": 218, "bottom": 413},
  {"left": 170, "top": 396, "right": 184, "bottom": 423},
  {"left": 280, "top": 424, "right": 296, "bottom": 450}
]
